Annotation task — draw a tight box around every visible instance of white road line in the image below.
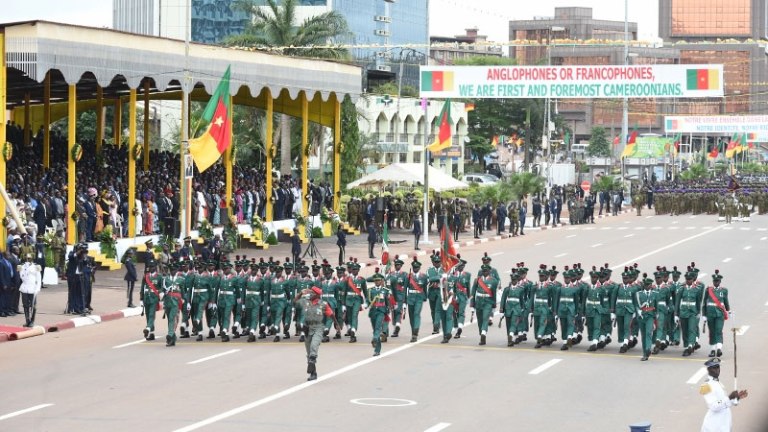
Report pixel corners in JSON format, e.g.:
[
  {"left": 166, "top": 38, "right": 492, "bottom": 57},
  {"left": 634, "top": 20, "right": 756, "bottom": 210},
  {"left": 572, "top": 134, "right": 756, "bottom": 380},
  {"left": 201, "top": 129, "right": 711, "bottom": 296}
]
[
  {"left": 634, "top": 227, "right": 646, "bottom": 230},
  {"left": 187, "top": 349, "right": 241, "bottom": 365},
  {"left": 490, "top": 252, "right": 504, "bottom": 257},
  {"left": 722, "top": 258, "right": 732, "bottom": 263},
  {"left": 687, "top": 368, "right": 708, "bottom": 385},
  {"left": 744, "top": 246, "right": 752, "bottom": 250},
  {"left": 617, "top": 227, "right": 628, "bottom": 230},
  {"left": 758, "top": 228, "right": 767, "bottom": 232},
  {"left": 554, "top": 253, "right": 567, "bottom": 258},
  {"left": 424, "top": 423, "right": 452, "bottom": 432},
  {"left": 645, "top": 216, "right": 653, "bottom": 219},
  {"left": 723, "top": 227, "right": 733, "bottom": 231},
  {"left": 0, "top": 404, "right": 54, "bottom": 421},
  {"left": 624, "top": 234, "right": 634, "bottom": 238},
  {"left": 174, "top": 332, "right": 446, "bottom": 432},
  {"left": 736, "top": 326, "right": 750, "bottom": 336},
  {"left": 740, "top": 227, "right": 750, "bottom": 231},
  {"left": 651, "top": 227, "right": 662, "bottom": 230},
  {"left": 672, "top": 221, "right": 679, "bottom": 224},
  {"left": 529, "top": 359, "right": 562, "bottom": 375},
  {"left": 685, "top": 227, "right": 695, "bottom": 230},
  {"left": 112, "top": 339, "right": 145, "bottom": 349},
  {"left": 591, "top": 243, "right": 603, "bottom": 248},
  {"left": 535, "top": 242, "right": 545, "bottom": 246},
  {"left": 669, "top": 227, "right": 679, "bottom": 230},
  {"left": 689, "top": 216, "right": 696, "bottom": 219},
  {"left": 761, "top": 237, "right": 767, "bottom": 241},
  {"left": 612, "top": 224, "right": 725, "bottom": 271},
  {"left": 566, "top": 234, "right": 576, "bottom": 238}
]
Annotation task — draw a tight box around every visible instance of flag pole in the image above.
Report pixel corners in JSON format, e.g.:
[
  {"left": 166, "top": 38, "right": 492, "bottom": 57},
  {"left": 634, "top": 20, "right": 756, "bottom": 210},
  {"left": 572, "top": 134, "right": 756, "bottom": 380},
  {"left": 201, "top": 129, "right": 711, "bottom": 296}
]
[
  {"left": 422, "top": 98, "right": 429, "bottom": 245},
  {"left": 178, "top": 0, "right": 191, "bottom": 238}
]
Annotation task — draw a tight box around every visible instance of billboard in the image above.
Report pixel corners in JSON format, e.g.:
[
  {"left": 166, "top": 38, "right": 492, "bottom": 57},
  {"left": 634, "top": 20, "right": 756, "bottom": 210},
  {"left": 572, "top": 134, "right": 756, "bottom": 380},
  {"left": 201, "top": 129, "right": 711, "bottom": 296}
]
[
  {"left": 420, "top": 65, "right": 724, "bottom": 99},
  {"left": 665, "top": 115, "right": 768, "bottom": 141},
  {"left": 624, "top": 136, "right": 671, "bottom": 158}
]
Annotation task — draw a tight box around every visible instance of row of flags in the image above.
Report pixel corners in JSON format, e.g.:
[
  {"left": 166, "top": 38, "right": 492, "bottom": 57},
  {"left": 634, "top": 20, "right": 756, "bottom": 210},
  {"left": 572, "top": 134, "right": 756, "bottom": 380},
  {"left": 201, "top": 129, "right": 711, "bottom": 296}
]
[{"left": 708, "top": 133, "right": 754, "bottom": 160}]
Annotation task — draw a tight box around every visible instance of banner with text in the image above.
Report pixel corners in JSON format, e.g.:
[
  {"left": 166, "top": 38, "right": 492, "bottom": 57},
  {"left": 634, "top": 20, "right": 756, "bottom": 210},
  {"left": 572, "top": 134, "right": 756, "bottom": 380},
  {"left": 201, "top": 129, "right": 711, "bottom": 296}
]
[
  {"left": 420, "top": 65, "right": 724, "bottom": 99},
  {"left": 625, "top": 136, "right": 671, "bottom": 158},
  {"left": 665, "top": 115, "right": 768, "bottom": 141}
]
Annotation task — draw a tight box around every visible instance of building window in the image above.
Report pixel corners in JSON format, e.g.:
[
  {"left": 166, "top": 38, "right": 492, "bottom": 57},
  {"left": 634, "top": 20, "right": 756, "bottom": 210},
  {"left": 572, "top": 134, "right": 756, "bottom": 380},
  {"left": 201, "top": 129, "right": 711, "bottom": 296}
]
[{"left": 413, "top": 153, "right": 421, "bottom": 164}]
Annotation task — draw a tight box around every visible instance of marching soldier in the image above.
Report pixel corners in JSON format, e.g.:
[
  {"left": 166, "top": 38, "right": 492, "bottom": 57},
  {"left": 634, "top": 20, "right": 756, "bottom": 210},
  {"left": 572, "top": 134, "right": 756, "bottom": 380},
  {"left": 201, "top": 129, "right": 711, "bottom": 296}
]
[
  {"left": 556, "top": 267, "right": 580, "bottom": 350},
  {"left": 257, "top": 259, "right": 273, "bottom": 338},
  {"left": 583, "top": 266, "right": 606, "bottom": 352},
  {"left": 481, "top": 253, "right": 502, "bottom": 327},
  {"left": 426, "top": 253, "right": 444, "bottom": 334},
  {"left": 677, "top": 267, "right": 703, "bottom": 357},
  {"left": 140, "top": 259, "right": 162, "bottom": 341},
  {"left": 294, "top": 263, "right": 317, "bottom": 342},
  {"left": 669, "top": 266, "right": 684, "bottom": 346},
  {"left": 191, "top": 261, "right": 215, "bottom": 341},
  {"left": 598, "top": 265, "right": 616, "bottom": 348},
  {"left": 281, "top": 259, "right": 298, "bottom": 340},
  {"left": 267, "top": 263, "right": 289, "bottom": 342},
  {"left": 532, "top": 265, "right": 555, "bottom": 348},
  {"left": 470, "top": 264, "right": 498, "bottom": 345},
  {"left": 178, "top": 259, "right": 195, "bottom": 339},
  {"left": 244, "top": 260, "right": 265, "bottom": 342},
  {"left": 387, "top": 256, "right": 408, "bottom": 337},
  {"left": 499, "top": 269, "right": 526, "bottom": 346},
  {"left": 232, "top": 257, "right": 248, "bottom": 338},
  {"left": 636, "top": 274, "right": 659, "bottom": 361},
  {"left": 545, "top": 266, "right": 562, "bottom": 342},
  {"left": 344, "top": 262, "right": 369, "bottom": 343},
  {"left": 163, "top": 271, "right": 184, "bottom": 347},
  {"left": 702, "top": 270, "right": 731, "bottom": 358},
  {"left": 652, "top": 267, "right": 674, "bottom": 354},
  {"left": 216, "top": 260, "right": 238, "bottom": 342},
  {"left": 516, "top": 262, "right": 533, "bottom": 341},
  {"left": 437, "top": 264, "right": 455, "bottom": 344},
  {"left": 613, "top": 268, "right": 638, "bottom": 353},
  {"left": 319, "top": 261, "right": 340, "bottom": 342},
  {"left": 405, "top": 257, "right": 428, "bottom": 343},
  {"left": 367, "top": 270, "right": 392, "bottom": 356},
  {"left": 294, "top": 286, "right": 340, "bottom": 381},
  {"left": 449, "top": 258, "right": 471, "bottom": 339}
]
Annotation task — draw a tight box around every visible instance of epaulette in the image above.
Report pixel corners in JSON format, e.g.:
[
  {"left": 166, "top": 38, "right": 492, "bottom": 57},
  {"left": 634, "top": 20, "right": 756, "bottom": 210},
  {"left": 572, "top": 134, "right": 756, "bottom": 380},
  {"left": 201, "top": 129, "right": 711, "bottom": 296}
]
[{"left": 699, "top": 383, "right": 711, "bottom": 395}]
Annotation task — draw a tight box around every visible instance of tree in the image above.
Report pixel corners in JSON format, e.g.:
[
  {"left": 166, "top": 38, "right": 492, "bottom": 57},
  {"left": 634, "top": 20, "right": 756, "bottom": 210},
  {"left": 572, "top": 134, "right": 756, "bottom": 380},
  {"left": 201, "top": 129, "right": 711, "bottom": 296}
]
[
  {"left": 226, "top": 0, "right": 350, "bottom": 175},
  {"left": 591, "top": 175, "right": 622, "bottom": 193},
  {"left": 340, "top": 96, "right": 361, "bottom": 186},
  {"left": 369, "top": 82, "right": 418, "bottom": 98},
  {"left": 508, "top": 172, "right": 545, "bottom": 201},
  {"left": 679, "top": 163, "right": 708, "bottom": 181},
  {"left": 587, "top": 126, "right": 611, "bottom": 157}
]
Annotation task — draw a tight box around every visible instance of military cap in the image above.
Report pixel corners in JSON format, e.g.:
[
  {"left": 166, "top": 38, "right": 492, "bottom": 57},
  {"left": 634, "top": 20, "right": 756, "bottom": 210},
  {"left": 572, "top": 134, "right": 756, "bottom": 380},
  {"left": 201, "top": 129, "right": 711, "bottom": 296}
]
[
  {"left": 671, "top": 266, "right": 681, "bottom": 277},
  {"left": 621, "top": 267, "right": 633, "bottom": 278},
  {"left": 146, "top": 259, "right": 157, "bottom": 268},
  {"left": 221, "top": 261, "right": 233, "bottom": 269},
  {"left": 370, "top": 269, "right": 385, "bottom": 281},
  {"left": 517, "top": 262, "right": 529, "bottom": 273},
  {"left": 537, "top": 264, "right": 549, "bottom": 276},
  {"left": 712, "top": 269, "right": 723, "bottom": 281},
  {"left": 310, "top": 286, "right": 323, "bottom": 296},
  {"left": 589, "top": 266, "right": 599, "bottom": 278},
  {"left": 250, "top": 260, "right": 259, "bottom": 269},
  {"left": 549, "top": 266, "right": 559, "bottom": 276},
  {"left": 430, "top": 253, "right": 441, "bottom": 263},
  {"left": 684, "top": 266, "right": 696, "bottom": 279},
  {"left": 509, "top": 268, "right": 518, "bottom": 277},
  {"left": 144, "top": 239, "right": 154, "bottom": 247},
  {"left": 411, "top": 257, "right": 422, "bottom": 268},
  {"left": 273, "top": 264, "right": 283, "bottom": 271},
  {"left": 481, "top": 252, "right": 491, "bottom": 262},
  {"left": 480, "top": 264, "right": 491, "bottom": 271},
  {"left": 704, "top": 357, "right": 721, "bottom": 369},
  {"left": 394, "top": 256, "right": 404, "bottom": 265},
  {"left": 184, "top": 236, "right": 192, "bottom": 242},
  {"left": 206, "top": 260, "right": 216, "bottom": 267},
  {"left": 336, "top": 265, "right": 346, "bottom": 272},
  {"left": 311, "top": 260, "right": 321, "bottom": 271}
]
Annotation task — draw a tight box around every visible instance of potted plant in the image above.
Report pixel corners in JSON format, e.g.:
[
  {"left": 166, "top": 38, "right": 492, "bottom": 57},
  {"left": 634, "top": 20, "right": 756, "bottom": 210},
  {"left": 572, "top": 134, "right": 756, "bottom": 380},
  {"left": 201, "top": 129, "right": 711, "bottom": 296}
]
[
  {"left": 250, "top": 215, "right": 264, "bottom": 242},
  {"left": 98, "top": 225, "right": 117, "bottom": 259}
]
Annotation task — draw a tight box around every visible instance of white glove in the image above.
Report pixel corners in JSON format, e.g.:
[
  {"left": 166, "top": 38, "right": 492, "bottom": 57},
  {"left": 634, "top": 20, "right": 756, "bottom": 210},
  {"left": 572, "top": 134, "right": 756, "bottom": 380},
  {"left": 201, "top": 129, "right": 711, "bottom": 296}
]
[
  {"left": 140, "top": 301, "right": 144, "bottom": 308},
  {"left": 674, "top": 316, "right": 680, "bottom": 324},
  {"left": 342, "top": 306, "right": 347, "bottom": 313},
  {"left": 159, "top": 292, "right": 165, "bottom": 300},
  {"left": 610, "top": 313, "right": 616, "bottom": 321},
  {"left": 528, "top": 313, "right": 533, "bottom": 322},
  {"left": 700, "top": 316, "right": 707, "bottom": 324},
  {"left": 242, "top": 304, "right": 246, "bottom": 311},
  {"left": 186, "top": 303, "right": 191, "bottom": 311},
  {"left": 581, "top": 316, "right": 586, "bottom": 325},
  {"left": 637, "top": 311, "right": 643, "bottom": 319},
  {"left": 212, "top": 304, "right": 218, "bottom": 310},
  {"left": 728, "top": 311, "right": 734, "bottom": 319}
]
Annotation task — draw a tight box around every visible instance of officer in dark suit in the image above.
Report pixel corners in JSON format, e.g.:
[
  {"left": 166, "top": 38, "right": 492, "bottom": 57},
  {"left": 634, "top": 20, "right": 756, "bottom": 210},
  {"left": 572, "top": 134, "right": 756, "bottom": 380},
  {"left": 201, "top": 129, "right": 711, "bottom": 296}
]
[
  {"left": 291, "top": 228, "right": 302, "bottom": 265},
  {"left": 143, "top": 239, "right": 154, "bottom": 274},
  {"left": 472, "top": 204, "right": 482, "bottom": 238},
  {"left": 336, "top": 228, "right": 346, "bottom": 266},
  {"left": 367, "top": 222, "right": 377, "bottom": 258},
  {"left": 34, "top": 235, "right": 46, "bottom": 289},
  {"left": 413, "top": 215, "right": 422, "bottom": 250},
  {"left": 452, "top": 212, "right": 461, "bottom": 241},
  {"left": 0, "top": 252, "right": 13, "bottom": 316},
  {"left": 532, "top": 195, "right": 542, "bottom": 227},
  {"left": 496, "top": 202, "right": 507, "bottom": 235},
  {"left": 124, "top": 249, "right": 137, "bottom": 307}
]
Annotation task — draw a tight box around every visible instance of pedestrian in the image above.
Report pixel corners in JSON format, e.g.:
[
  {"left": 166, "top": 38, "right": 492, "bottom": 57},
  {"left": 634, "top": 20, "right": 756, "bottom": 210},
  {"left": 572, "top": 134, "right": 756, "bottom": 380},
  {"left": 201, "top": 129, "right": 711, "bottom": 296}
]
[
  {"left": 472, "top": 204, "right": 482, "bottom": 238},
  {"left": 367, "top": 221, "right": 377, "bottom": 259},
  {"left": 294, "top": 286, "right": 340, "bottom": 381},
  {"left": 412, "top": 215, "right": 422, "bottom": 250},
  {"left": 336, "top": 227, "right": 346, "bottom": 266},
  {"left": 291, "top": 228, "right": 302, "bottom": 266},
  {"left": 700, "top": 357, "right": 747, "bottom": 432},
  {"left": 519, "top": 201, "right": 527, "bottom": 235},
  {"left": 18, "top": 253, "right": 41, "bottom": 327},
  {"left": 544, "top": 199, "right": 551, "bottom": 226},
  {"left": 532, "top": 196, "right": 541, "bottom": 227},
  {"left": 496, "top": 202, "right": 507, "bottom": 235},
  {"left": 452, "top": 212, "right": 461, "bottom": 241},
  {"left": 124, "top": 249, "right": 137, "bottom": 307}
]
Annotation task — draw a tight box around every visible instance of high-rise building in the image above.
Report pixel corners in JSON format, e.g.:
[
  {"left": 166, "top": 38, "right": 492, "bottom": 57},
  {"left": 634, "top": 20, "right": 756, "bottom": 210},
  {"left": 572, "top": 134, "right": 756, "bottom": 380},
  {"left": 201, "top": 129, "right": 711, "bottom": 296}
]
[
  {"left": 113, "top": 0, "right": 156, "bottom": 35},
  {"left": 430, "top": 28, "right": 503, "bottom": 65}
]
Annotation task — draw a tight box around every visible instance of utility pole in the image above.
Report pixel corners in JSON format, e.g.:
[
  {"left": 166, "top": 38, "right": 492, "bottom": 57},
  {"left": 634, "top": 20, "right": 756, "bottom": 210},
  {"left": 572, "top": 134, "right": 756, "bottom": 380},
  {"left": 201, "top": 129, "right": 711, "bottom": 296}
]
[{"left": 620, "top": 0, "right": 629, "bottom": 183}]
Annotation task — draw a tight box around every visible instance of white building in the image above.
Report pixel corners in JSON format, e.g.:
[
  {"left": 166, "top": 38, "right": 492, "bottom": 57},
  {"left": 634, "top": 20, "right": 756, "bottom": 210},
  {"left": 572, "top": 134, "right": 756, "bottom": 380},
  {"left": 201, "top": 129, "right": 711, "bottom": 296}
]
[{"left": 356, "top": 96, "right": 468, "bottom": 176}]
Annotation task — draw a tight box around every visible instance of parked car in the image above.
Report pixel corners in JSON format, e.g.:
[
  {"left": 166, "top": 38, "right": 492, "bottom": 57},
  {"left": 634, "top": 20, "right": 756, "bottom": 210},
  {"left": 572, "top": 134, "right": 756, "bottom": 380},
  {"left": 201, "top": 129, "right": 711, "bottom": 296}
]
[
  {"left": 485, "top": 162, "right": 503, "bottom": 179},
  {"left": 462, "top": 174, "right": 499, "bottom": 185}
]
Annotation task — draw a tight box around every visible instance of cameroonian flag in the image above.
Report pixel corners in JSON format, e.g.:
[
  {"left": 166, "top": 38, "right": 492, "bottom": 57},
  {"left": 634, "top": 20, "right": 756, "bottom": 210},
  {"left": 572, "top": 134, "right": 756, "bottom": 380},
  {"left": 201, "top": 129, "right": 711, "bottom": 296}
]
[
  {"left": 421, "top": 70, "right": 454, "bottom": 92},
  {"left": 621, "top": 128, "right": 639, "bottom": 158},
  {"left": 707, "top": 142, "right": 720, "bottom": 160},
  {"left": 491, "top": 136, "right": 498, "bottom": 147},
  {"left": 189, "top": 66, "right": 232, "bottom": 173},
  {"left": 427, "top": 100, "right": 453, "bottom": 153},
  {"left": 686, "top": 68, "right": 720, "bottom": 91},
  {"left": 439, "top": 215, "right": 459, "bottom": 272},
  {"left": 465, "top": 102, "right": 475, "bottom": 112},
  {"left": 613, "top": 135, "right": 620, "bottom": 146},
  {"left": 725, "top": 133, "right": 740, "bottom": 158}
]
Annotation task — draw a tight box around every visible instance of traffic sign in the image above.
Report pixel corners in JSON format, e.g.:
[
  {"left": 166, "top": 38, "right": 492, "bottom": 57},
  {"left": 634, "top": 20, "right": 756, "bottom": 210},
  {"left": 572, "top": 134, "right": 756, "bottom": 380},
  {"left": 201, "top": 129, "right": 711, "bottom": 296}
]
[{"left": 581, "top": 180, "right": 591, "bottom": 194}]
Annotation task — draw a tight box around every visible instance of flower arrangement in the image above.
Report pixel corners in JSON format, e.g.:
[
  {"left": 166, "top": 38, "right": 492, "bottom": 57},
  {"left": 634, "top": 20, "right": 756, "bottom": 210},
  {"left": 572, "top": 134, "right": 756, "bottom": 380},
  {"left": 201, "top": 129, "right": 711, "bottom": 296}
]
[
  {"left": 98, "top": 225, "right": 117, "bottom": 259},
  {"left": 71, "top": 143, "right": 83, "bottom": 162},
  {"left": 3, "top": 142, "right": 12, "bottom": 161},
  {"left": 293, "top": 212, "right": 307, "bottom": 227},
  {"left": 133, "top": 143, "right": 143, "bottom": 161},
  {"left": 251, "top": 215, "right": 263, "bottom": 231},
  {"left": 198, "top": 219, "right": 213, "bottom": 241}
]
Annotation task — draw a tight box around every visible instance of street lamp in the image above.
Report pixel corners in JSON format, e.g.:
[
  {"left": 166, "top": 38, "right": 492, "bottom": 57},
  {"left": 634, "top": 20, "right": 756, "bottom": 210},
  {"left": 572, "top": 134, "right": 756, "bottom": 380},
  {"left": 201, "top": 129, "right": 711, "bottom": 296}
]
[{"left": 543, "top": 26, "right": 565, "bottom": 184}]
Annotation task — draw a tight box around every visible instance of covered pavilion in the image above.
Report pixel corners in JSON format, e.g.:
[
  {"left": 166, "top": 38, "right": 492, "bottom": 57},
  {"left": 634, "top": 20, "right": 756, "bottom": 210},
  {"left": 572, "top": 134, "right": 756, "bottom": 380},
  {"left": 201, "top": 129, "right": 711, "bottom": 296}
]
[{"left": 0, "top": 20, "right": 361, "bottom": 246}]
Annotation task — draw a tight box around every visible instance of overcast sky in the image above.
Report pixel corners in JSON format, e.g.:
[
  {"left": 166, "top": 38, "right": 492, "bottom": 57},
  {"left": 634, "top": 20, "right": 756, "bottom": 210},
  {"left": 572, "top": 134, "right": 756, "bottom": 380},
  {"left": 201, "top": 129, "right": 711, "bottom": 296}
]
[{"left": 4, "top": 0, "right": 659, "bottom": 42}]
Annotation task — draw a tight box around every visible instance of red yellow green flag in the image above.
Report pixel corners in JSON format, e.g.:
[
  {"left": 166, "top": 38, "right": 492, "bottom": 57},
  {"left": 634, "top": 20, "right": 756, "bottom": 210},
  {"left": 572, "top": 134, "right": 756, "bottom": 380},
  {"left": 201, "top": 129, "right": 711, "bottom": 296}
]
[
  {"left": 440, "top": 215, "right": 459, "bottom": 272},
  {"left": 427, "top": 100, "right": 453, "bottom": 154},
  {"left": 189, "top": 66, "right": 232, "bottom": 173}
]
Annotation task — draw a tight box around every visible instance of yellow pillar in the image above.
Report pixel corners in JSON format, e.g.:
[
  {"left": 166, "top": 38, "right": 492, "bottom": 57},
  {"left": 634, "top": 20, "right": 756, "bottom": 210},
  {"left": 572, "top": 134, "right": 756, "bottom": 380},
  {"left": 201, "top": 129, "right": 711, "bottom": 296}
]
[
  {"left": 67, "top": 85, "right": 77, "bottom": 245},
  {"left": 114, "top": 98, "right": 122, "bottom": 149},
  {"left": 301, "top": 92, "right": 309, "bottom": 217},
  {"left": 43, "top": 73, "right": 51, "bottom": 168},
  {"left": 143, "top": 80, "right": 150, "bottom": 171},
  {"left": 128, "top": 89, "right": 137, "bottom": 238},
  {"left": 225, "top": 95, "right": 233, "bottom": 210},
  {"left": 265, "top": 90, "right": 274, "bottom": 222},
  {"left": 95, "top": 86, "right": 103, "bottom": 155},
  {"left": 333, "top": 95, "right": 341, "bottom": 214},
  {"left": 0, "top": 32, "right": 7, "bottom": 248},
  {"left": 23, "top": 93, "right": 30, "bottom": 147}
]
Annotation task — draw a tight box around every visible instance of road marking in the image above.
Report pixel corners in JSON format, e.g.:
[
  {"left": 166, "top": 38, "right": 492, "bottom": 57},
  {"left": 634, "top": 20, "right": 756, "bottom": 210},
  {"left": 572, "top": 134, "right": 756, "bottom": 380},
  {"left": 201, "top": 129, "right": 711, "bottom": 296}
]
[
  {"left": 424, "top": 423, "right": 452, "bottom": 432},
  {"left": 669, "top": 227, "right": 679, "bottom": 230},
  {"left": 723, "top": 227, "right": 733, "bottom": 231},
  {"left": 634, "top": 227, "right": 646, "bottom": 230},
  {"left": 685, "top": 227, "right": 695, "bottom": 230},
  {"left": 529, "top": 359, "right": 562, "bottom": 375},
  {"left": 689, "top": 216, "right": 696, "bottom": 219},
  {"left": 645, "top": 216, "right": 653, "bottom": 219},
  {"left": 566, "top": 234, "right": 576, "bottom": 238},
  {"left": 535, "top": 242, "right": 545, "bottom": 246},
  {"left": 599, "top": 227, "right": 610, "bottom": 230},
  {"left": 612, "top": 224, "right": 725, "bottom": 271},
  {"left": 672, "top": 221, "right": 679, "bottom": 224},
  {"left": 554, "top": 253, "right": 567, "bottom": 258},
  {"left": 624, "top": 234, "right": 634, "bottom": 238},
  {"left": 350, "top": 398, "right": 417, "bottom": 407},
  {"left": 490, "top": 252, "right": 504, "bottom": 257},
  {"left": 187, "top": 349, "right": 240, "bottom": 365},
  {"left": 722, "top": 258, "right": 732, "bottom": 263},
  {"left": 744, "top": 246, "right": 752, "bottom": 250},
  {"left": 173, "top": 332, "right": 445, "bottom": 432},
  {"left": 0, "top": 404, "right": 54, "bottom": 421},
  {"left": 761, "top": 237, "right": 767, "bottom": 241},
  {"left": 112, "top": 339, "right": 145, "bottom": 349},
  {"left": 736, "top": 326, "right": 750, "bottom": 336},
  {"left": 687, "top": 368, "right": 708, "bottom": 384},
  {"left": 591, "top": 243, "right": 603, "bottom": 248},
  {"left": 758, "top": 228, "right": 767, "bottom": 232},
  {"left": 617, "top": 227, "right": 628, "bottom": 230},
  {"left": 740, "top": 227, "right": 750, "bottom": 231}
]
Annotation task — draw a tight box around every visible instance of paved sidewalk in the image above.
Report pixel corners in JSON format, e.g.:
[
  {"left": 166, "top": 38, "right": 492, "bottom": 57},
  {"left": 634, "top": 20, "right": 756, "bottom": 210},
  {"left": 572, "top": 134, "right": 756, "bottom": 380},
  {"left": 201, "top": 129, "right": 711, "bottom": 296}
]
[{"left": 0, "top": 209, "right": 631, "bottom": 343}]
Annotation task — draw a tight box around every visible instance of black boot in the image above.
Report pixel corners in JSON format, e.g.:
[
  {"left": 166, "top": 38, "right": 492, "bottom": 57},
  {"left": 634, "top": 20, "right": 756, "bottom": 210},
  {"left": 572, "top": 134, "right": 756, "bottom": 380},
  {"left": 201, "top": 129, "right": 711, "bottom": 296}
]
[
  {"left": 455, "top": 327, "right": 462, "bottom": 339},
  {"left": 247, "top": 333, "right": 256, "bottom": 343},
  {"left": 207, "top": 329, "right": 215, "bottom": 339},
  {"left": 432, "top": 324, "right": 439, "bottom": 335},
  {"left": 23, "top": 309, "right": 31, "bottom": 328},
  {"left": 392, "top": 326, "right": 400, "bottom": 338},
  {"left": 507, "top": 335, "right": 514, "bottom": 347},
  {"left": 307, "top": 360, "right": 317, "bottom": 381},
  {"left": 333, "top": 331, "right": 341, "bottom": 340},
  {"left": 479, "top": 334, "right": 486, "bottom": 346}
]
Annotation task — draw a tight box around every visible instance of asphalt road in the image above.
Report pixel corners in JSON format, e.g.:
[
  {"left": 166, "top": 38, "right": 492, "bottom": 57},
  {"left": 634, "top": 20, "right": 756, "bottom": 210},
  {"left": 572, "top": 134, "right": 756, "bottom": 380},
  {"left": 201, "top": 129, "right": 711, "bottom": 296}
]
[{"left": 2, "top": 212, "right": 767, "bottom": 432}]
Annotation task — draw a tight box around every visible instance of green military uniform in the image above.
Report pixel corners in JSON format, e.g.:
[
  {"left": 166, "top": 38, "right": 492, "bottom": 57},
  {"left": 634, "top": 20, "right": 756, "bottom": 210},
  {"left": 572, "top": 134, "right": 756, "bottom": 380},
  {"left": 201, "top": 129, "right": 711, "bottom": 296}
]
[
  {"left": 532, "top": 266, "right": 555, "bottom": 347},
  {"left": 405, "top": 259, "right": 428, "bottom": 342},
  {"left": 545, "top": 267, "right": 562, "bottom": 340},
  {"left": 499, "top": 270, "right": 526, "bottom": 346},
  {"left": 583, "top": 267, "right": 607, "bottom": 351},
  {"left": 268, "top": 265, "right": 290, "bottom": 341},
  {"left": 426, "top": 255, "right": 444, "bottom": 334},
  {"left": 294, "top": 267, "right": 318, "bottom": 342},
  {"left": 470, "top": 265, "right": 498, "bottom": 345},
  {"left": 668, "top": 267, "right": 683, "bottom": 345},
  {"left": 556, "top": 269, "right": 580, "bottom": 350},
  {"left": 178, "top": 261, "right": 195, "bottom": 339},
  {"left": 598, "top": 267, "right": 616, "bottom": 348},
  {"left": 232, "top": 260, "right": 248, "bottom": 338},
  {"left": 296, "top": 286, "right": 335, "bottom": 381},
  {"left": 140, "top": 262, "right": 162, "bottom": 341},
  {"left": 244, "top": 262, "right": 265, "bottom": 342},
  {"left": 319, "top": 266, "right": 340, "bottom": 341},
  {"left": 636, "top": 277, "right": 659, "bottom": 361},
  {"left": 257, "top": 262, "right": 272, "bottom": 336},
  {"left": 387, "top": 259, "right": 408, "bottom": 337},
  {"left": 367, "top": 272, "right": 392, "bottom": 356},
  {"left": 515, "top": 264, "right": 533, "bottom": 340},
  {"left": 703, "top": 271, "right": 730, "bottom": 358},
  {"left": 612, "top": 269, "right": 639, "bottom": 353},
  {"left": 676, "top": 270, "right": 703, "bottom": 356},
  {"left": 344, "top": 265, "right": 369, "bottom": 342},
  {"left": 281, "top": 263, "right": 298, "bottom": 338},
  {"left": 163, "top": 271, "right": 184, "bottom": 347},
  {"left": 192, "top": 262, "right": 216, "bottom": 341},
  {"left": 449, "top": 261, "right": 471, "bottom": 338},
  {"left": 216, "top": 262, "right": 239, "bottom": 342},
  {"left": 652, "top": 269, "right": 674, "bottom": 353}
]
